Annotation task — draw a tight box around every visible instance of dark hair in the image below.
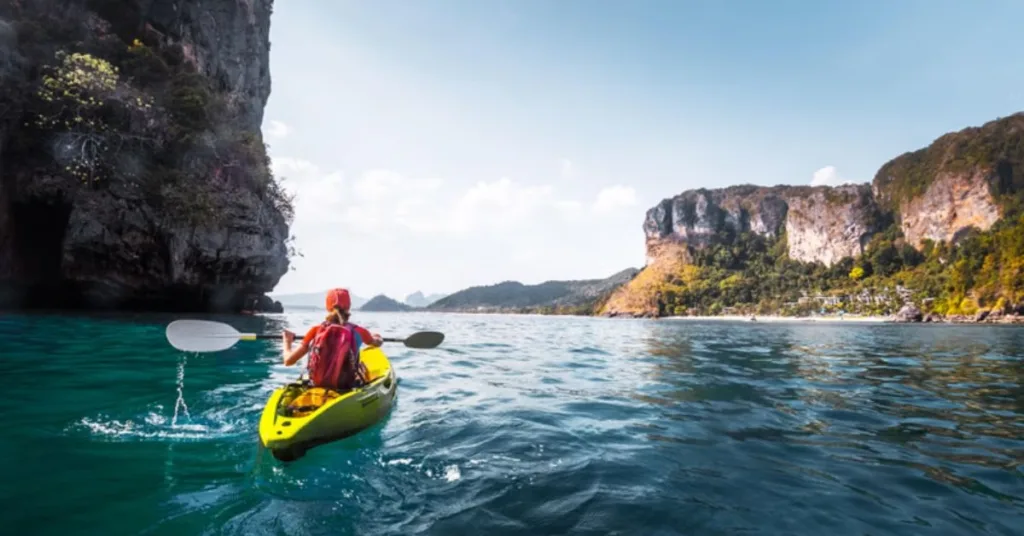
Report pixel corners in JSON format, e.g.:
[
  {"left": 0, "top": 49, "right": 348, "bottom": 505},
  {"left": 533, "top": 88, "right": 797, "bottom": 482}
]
[{"left": 325, "top": 306, "right": 350, "bottom": 324}]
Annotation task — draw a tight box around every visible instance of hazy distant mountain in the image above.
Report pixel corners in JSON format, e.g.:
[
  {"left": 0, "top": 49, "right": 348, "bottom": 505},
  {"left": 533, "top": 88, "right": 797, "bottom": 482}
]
[
  {"left": 404, "top": 291, "right": 450, "bottom": 308},
  {"left": 426, "top": 268, "right": 639, "bottom": 314},
  {"left": 360, "top": 294, "right": 414, "bottom": 312},
  {"left": 270, "top": 291, "right": 368, "bottom": 310}
]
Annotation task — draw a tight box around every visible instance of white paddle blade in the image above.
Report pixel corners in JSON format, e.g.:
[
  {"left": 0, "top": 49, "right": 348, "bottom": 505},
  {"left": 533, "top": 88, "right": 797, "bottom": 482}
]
[{"left": 166, "top": 320, "right": 243, "bottom": 353}]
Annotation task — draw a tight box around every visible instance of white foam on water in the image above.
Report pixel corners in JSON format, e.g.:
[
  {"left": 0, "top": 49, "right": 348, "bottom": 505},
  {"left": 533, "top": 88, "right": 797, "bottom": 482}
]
[
  {"left": 171, "top": 353, "right": 192, "bottom": 426},
  {"left": 444, "top": 465, "right": 461, "bottom": 482},
  {"left": 67, "top": 353, "right": 250, "bottom": 442},
  {"left": 71, "top": 412, "right": 240, "bottom": 441}
]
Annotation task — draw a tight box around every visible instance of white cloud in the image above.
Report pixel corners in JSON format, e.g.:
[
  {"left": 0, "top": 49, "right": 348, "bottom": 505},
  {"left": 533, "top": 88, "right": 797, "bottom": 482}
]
[
  {"left": 352, "top": 169, "right": 443, "bottom": 202},
  {"left": 591, "top": 185, "right": 638, "bottom": 214},
  {"left": 810, "top": 165, "right": 858, "bottom": 187},
  {"left": 271, "top": 158, "right": 585, "bottom": 240},
  {"left": 264, "top": 120, "right": 291, "bottom": 139},
  {"left": 271, "top": 156, "right": 320, "bottom": 184},
  {"left": 559, "top": 158, "right": 576, "bottom": 179},
  {"left": 446, "top": 177, "right": 557, "bottom": 234},
  {"left": 270, "top": 161, "right": 646, "bottom": 296}
]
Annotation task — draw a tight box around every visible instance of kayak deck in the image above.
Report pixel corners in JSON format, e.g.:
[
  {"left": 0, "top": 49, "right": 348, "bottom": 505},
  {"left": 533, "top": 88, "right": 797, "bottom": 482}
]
[{"left": 258, "top": 346, "right": 397, "bottom": 461}]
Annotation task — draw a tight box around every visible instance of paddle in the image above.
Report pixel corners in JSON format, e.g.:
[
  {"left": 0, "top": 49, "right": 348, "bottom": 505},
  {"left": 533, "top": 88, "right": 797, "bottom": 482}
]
[{"left": 165, "top": 319, "right": 444, "bottom": 353}]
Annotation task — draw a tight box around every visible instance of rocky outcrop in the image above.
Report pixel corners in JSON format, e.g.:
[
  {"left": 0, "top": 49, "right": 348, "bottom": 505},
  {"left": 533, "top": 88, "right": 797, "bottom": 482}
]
[
  {"left": 785, "top": 186, "right": 880, "bottom": 266},
  {"left": 600, "top": 242, "right": 690, "bottom": 317},
  {"left": 642, "top": 186, "right": 788, "bottom": 260},
  {"left": 893, "top": 304, "right": 923, "bottom": 323},
  {"left": 872, "top": 113, "right": 1024, "bottom": 244},
  {"left": 605, "top": 113, "right": 1024, "bottom": 318},
  {"left": 0, "top": 0, "right": 291, "bottom": 312},
  {"left": 247, "top": 294, "right": 283, "bottom": 313},
  {"left": 892, "top": 170, "right": 1001, "bottom": 247},
  {"left": 142, "top": 0, "right": 272, "bottom": 131},
  {"left": 642, "top": 184, "right": 880, "bottom": 267}
]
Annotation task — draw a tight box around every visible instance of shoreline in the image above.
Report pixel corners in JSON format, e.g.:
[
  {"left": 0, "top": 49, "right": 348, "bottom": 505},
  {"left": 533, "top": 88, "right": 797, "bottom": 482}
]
[{"left": 660, "top": 314, "right": 889, "bottom": 324}]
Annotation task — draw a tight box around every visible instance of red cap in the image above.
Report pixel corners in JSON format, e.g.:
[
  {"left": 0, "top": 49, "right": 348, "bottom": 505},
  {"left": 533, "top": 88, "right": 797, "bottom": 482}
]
[{"left": 325, "top": 288, "right": 351, "bottom": 311}]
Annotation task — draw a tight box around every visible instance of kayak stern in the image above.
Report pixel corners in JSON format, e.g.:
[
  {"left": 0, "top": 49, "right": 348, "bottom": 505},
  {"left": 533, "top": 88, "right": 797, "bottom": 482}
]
[{"left": 258, "top": 347, "right": 397, "bottom": 460}]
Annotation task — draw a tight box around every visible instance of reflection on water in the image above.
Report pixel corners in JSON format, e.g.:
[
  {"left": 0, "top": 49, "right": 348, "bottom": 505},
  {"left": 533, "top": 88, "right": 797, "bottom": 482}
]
[{"left": 636, "top": 321, "right": 1023, "bottom": 532}]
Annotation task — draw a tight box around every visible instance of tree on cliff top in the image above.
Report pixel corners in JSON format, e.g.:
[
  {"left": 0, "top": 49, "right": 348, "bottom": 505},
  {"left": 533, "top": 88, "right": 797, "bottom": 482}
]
[{"left": 31, "top": 49, "right": 157, "bottom": 185}]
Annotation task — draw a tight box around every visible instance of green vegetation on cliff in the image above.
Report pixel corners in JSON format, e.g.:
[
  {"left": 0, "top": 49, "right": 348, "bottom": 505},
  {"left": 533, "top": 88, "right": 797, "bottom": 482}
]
[
  {"left": 873, "top": 113, "right": 1024, "bottom": 214},
  {"left": 4, "top": 2, "right": 293, "bottom": 228},
  {"left": 642, "top": 214, "right": 1024, "bottom": 317},
  {"left": 616, "top": 113, "right": 1024, "bottom": 319}
]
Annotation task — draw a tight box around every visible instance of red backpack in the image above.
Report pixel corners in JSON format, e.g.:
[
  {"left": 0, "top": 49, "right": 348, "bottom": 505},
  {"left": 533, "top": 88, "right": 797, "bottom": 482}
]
[{"left": 307, "top": 322, "right": 363, "bottom": 391}]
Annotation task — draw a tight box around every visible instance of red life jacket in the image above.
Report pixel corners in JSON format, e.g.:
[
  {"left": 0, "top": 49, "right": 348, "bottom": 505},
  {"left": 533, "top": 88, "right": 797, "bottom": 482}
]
[{"left": 306, "top": 322, "right": 363, "bottom": 391}]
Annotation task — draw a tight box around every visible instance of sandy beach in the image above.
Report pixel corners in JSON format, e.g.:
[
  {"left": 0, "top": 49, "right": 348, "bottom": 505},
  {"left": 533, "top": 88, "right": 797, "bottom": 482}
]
[{"left": 661, "top": 314, "right": 890, "bottom": 324}]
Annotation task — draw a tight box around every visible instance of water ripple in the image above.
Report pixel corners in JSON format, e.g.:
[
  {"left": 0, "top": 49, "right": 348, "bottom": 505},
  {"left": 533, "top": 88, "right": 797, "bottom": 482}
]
[{"left": 1, "top": 312, "right": 1022, "bottom": 535}]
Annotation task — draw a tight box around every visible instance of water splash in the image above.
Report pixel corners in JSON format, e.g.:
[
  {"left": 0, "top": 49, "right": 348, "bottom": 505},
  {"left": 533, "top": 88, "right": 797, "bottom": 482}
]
[
  {"left": 171, "top": 353, "right": 192, "bottom": 427},
  {"left": 68, "top": 352, "right": 256, "bottom": 442}
]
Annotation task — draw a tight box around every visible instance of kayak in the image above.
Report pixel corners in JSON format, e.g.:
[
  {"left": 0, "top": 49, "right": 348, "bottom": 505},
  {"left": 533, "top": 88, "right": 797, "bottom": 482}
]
[{"left": 258, "top": 346, "right": 397, "bottom": 461}]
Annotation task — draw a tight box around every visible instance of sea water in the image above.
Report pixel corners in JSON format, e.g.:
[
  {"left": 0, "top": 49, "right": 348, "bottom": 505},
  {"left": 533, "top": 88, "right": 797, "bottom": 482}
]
[{"left": 0, "top": 311, "right": 1021, "bottom": 535}]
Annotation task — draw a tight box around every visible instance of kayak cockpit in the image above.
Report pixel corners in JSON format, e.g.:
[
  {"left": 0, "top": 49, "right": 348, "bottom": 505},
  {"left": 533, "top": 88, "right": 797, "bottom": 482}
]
[{"left": 258, "top": 347, "right": 397, "bottom": 462}]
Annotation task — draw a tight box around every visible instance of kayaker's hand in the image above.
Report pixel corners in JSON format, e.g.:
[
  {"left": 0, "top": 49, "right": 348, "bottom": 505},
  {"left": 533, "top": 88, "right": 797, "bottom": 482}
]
[
  {"left": 282, "top": 329, "right": 296, "bottom": 346},
  {"left": 371, "top": 333, "right": 383, "bottom": 346}
]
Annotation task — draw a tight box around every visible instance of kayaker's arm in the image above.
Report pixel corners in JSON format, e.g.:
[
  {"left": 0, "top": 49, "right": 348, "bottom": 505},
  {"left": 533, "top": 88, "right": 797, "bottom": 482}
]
[
  {"left": 282, "top": 329, "right": 308, "bottom": 366},
  {"left": 353, "top": 325, "right": 383, "bottom": 347}
]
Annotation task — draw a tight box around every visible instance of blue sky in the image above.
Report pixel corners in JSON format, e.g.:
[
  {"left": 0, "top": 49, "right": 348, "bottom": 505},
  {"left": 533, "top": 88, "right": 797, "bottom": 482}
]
[{"left": 263, "top": 0, "right": 1024, "bottom": 298}]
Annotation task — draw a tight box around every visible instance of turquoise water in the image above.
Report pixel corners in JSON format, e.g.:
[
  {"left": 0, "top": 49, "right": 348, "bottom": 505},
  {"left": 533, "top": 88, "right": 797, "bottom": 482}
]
[{"left": 1, "top": 311, "right": 1022, "bottom": 535}]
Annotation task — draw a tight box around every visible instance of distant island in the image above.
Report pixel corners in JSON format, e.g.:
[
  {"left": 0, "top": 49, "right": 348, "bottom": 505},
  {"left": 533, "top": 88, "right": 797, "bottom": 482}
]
[
  {"left": 404, "top": 291, "right": 449, "bottom": 308},
  {"left": 425, "top": 268, "right": 640, "bottom": 315},
  {"left": 360, "top": 295, "right": 414, "bottom": 312},
  {"left": 270, "top": 291, "right": 368, "bottom": 310}
]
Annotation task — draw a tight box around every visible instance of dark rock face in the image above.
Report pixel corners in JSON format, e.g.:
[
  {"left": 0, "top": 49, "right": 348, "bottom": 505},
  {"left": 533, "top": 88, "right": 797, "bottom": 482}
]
[
  {"left": 924, "top": 313, "right": 943, "bottom": 323},
  {"left": 248, "top": 294, "right": 283, "bottom": 313},
  {"left": 140, "top": 0, "right": 273, "bottom": 131},
  {"left": 894, "top": 304, "right": 923, "bottom": 323},
  {"left": 0, "top": 0, "right": 290, "bottom": 313}
]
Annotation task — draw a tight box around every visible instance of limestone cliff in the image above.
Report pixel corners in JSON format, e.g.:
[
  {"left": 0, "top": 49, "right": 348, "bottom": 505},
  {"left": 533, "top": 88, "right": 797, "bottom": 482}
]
[
  {"left": 893, "top": 170, "right": 1001, "bottom": 247},
  {"left": 872, "top": 113, "right": 1024, "bottom": 247},
  {"left": 0, "top": 0, "right": 291, "bottom": 312},
  {"left": 603, "top": 112, "right": 1024, "bottom": 318},
  {"left": 641, "top": 184, "right": 881, "bottom": 267}
]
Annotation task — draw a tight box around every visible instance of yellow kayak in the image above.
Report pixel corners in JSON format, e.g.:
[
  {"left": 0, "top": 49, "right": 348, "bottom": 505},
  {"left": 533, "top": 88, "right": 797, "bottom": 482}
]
[{"left": 258, "top": 346, "right": 397, "bottom": 461}]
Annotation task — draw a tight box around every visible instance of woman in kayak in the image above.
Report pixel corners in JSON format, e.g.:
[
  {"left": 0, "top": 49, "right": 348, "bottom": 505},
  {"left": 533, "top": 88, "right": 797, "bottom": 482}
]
[{"left": 280, "top": 288, "right": 383, "bottom": 388}]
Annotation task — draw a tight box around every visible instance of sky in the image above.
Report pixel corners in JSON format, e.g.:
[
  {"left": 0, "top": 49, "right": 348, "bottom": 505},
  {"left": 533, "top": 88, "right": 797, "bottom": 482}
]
[{"left": 261, "top": 0, "right": 1024, "bottom": 299}]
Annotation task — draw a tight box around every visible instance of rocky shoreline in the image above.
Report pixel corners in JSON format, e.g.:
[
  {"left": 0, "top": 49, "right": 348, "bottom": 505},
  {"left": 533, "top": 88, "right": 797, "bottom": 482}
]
[
  {"left": 889, "top": 304, "right": 1024, "bottom": 324},
  {"left": 601, "top": 305, "right": 1024, "bottom": 324}
]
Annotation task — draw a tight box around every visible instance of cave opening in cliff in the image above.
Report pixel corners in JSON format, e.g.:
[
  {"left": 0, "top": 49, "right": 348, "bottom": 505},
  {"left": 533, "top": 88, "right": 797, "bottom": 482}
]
[{"left": 9, "top": 199, "right": 73, "bottom": 307}]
